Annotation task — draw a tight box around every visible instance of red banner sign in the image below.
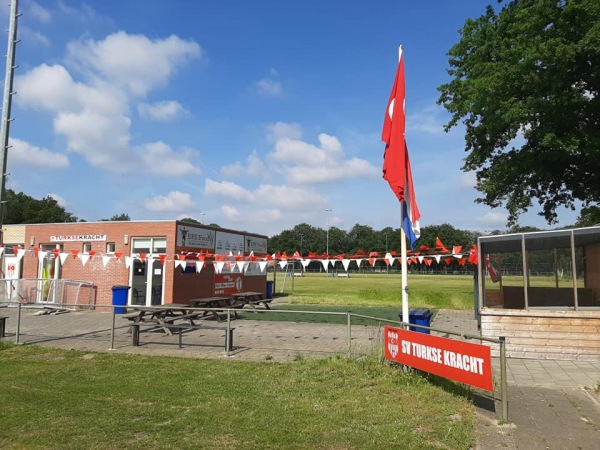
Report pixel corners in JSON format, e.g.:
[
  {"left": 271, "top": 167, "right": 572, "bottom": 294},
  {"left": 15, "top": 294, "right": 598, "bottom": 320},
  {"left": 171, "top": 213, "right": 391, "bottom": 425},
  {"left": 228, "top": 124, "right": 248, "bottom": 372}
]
[
  {"left": 384, "top": 326, "right": 494, "bottom": 392},
  {"left": 214, "top": 273, "right": 243, "bottom": 296}
]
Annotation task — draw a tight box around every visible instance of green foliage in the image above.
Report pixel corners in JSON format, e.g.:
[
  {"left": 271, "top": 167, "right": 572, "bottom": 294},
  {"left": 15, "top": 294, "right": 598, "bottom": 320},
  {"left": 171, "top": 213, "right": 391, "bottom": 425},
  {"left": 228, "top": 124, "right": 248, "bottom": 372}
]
[
  {"left": 0, "top": 345, "right": 475, "bottom": 449},
  {"left": 438, "top": 0, "right": 600, "bottom": 226},
  {"left": 2, "top": 189, "right": 78, "bottom": 224},
  {"left": 268, "top": 222, "right": 479, "bottom": 254},
  {"left": 180, "top": 217, "right": 201, "bottom": 224},
  {"left": 99, "top": 213, "right": 130, "bottom": 221},
  {"left": 575, "top": 206, "right": 600, "bottom": 227}
]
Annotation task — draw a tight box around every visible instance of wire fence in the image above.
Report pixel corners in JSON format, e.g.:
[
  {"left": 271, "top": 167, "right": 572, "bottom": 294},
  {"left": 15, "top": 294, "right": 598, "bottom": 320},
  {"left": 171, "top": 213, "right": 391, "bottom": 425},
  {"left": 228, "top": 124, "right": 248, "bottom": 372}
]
[{"left": 0, "top": 301, "right": 507, "bottom": 421}]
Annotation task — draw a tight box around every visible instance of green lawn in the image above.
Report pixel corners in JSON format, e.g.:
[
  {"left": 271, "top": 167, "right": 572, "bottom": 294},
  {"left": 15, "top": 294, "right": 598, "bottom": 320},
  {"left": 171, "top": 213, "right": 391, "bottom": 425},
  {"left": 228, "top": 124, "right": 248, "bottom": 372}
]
[
  {"left": 275, "top": 272, "right": 475, "bottom": 309},
  {"left": 0, "top": 273, "right": 481, "bottom": 449},
  {"left": 0, "top": 343, "right": 475, "bottom": 450}
]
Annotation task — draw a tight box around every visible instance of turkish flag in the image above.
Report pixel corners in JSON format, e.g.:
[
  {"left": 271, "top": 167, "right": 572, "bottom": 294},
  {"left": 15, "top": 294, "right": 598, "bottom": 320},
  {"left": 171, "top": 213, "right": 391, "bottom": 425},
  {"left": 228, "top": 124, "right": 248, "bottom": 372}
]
[{"left": 382, "top": 47, "right": 421, "bottom": 249}]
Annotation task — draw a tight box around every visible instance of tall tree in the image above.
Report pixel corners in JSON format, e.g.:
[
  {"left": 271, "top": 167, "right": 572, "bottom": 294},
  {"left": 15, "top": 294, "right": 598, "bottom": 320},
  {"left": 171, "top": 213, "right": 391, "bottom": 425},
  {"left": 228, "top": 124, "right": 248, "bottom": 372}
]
[
  {"left": 3, "top": 190, "right": 78, "bottom": 224},
  {"left": 417, "top": 223, "right": 478, "bottom": 249},
  {"left": 438, "top": 0, "right": 600, "bottom": 225}
]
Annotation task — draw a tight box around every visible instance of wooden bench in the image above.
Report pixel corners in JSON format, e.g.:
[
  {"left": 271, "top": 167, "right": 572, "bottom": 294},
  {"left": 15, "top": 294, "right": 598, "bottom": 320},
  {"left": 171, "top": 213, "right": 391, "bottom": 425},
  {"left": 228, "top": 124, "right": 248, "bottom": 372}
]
[
  {"left": 130, "top": 322, "right": 235, "bottom": 351},
  {"left": 162, "top": 313, "right": 203, "bottom": 326},
  {"left": 0, "top": 316, "right": 7, "bottom": 337}
]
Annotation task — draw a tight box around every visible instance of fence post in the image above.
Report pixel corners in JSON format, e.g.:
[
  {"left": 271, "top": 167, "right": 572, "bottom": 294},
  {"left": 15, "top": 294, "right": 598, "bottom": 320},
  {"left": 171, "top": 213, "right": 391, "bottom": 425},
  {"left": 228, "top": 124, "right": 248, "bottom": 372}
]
[
  {"left": 15, "top": 302, "right": 21, "bottom": 345},
  {"left": 499, "top": 336, "right": 508, "bottom": 422},
  {"left": 109, "top": 306, "right": 116, "bottom": 350},
  {"left": 226, "top": 309, "right": 231, "bottom": 356},
  {"left": 347, "top": 311, "right": 352, "bottom": 357}
]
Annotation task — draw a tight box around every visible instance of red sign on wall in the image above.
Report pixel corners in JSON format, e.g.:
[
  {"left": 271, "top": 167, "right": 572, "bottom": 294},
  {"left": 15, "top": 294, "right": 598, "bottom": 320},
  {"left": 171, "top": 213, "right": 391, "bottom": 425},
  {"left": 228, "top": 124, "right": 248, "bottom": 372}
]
[
  {"left": 384, "top": 326, "right": 494, "bottom": 392},
  {"left": 214, "top": 273, "right": 243, "bottom": 296}
]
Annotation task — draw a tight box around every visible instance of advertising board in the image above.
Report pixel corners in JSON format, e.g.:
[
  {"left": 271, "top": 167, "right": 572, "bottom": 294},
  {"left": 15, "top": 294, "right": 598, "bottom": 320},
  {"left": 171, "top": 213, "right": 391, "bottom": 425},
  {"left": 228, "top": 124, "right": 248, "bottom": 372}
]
[{"left": 384, "top": 326, "right": 494, "bottom": 391}]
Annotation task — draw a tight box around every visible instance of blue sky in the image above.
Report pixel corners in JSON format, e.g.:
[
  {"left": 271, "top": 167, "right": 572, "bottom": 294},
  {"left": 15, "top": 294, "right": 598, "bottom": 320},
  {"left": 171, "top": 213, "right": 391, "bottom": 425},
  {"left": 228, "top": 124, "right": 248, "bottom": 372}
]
[{"left": 0, "top": 0, "right": 579, "bottom": 237}]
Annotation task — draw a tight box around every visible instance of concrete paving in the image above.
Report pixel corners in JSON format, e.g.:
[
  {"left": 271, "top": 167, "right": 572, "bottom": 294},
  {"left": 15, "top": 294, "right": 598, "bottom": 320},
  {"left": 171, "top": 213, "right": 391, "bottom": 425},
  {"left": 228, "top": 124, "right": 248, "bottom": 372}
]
[
  {"left": 433, "top": 309, "right": 600, "bottom": 450},
  {"left": 1, "top": 303, "right": 599, "bottom": 449}
]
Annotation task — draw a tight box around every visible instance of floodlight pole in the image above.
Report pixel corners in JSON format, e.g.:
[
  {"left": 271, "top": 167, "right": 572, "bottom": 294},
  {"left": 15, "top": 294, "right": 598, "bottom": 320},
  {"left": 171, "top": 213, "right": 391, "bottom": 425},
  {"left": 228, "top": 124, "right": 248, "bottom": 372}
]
[
  {"left": 325, "top": 208, "right": 332, "bottom": 273},
  {"left": 0, "top": 0, "right": 19, "bottom": 246}
]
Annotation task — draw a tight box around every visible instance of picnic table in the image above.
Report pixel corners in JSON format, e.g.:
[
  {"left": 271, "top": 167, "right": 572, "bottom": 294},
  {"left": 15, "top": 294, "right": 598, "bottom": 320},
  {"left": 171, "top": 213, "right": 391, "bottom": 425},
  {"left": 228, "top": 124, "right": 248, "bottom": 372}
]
[
  {"left": 122, "top": 304, "right": 202, "bottom": 335},
  {"left": 190, "top": 296, "right": 237, "bottom": 322},
  {"left": 231, "top": 291, "right": 272, "bottom": 309}
]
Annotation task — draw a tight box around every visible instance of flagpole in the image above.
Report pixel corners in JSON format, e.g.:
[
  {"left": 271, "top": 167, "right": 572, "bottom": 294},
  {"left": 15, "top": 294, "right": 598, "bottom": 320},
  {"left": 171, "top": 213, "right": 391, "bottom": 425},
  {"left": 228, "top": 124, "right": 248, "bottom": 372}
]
[
  {"left": 398, "top": 44, "right": 410, "bottom": 326},
  {"left": 400, "top": 204, "right": 409, "bottom": 325}
]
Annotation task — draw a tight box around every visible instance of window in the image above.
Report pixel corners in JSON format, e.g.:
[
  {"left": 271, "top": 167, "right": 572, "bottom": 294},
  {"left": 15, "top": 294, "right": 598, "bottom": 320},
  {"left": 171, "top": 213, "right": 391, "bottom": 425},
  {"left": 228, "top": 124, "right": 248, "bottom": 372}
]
[
  {"left": 82, "top": 242, "right": 92, "bottom": 253},
  {"left": 106, "top": 242, "right": 116, "bottom": 253},
  {"left": 132, "top": 237, "right": 167, "bottom": 255}
]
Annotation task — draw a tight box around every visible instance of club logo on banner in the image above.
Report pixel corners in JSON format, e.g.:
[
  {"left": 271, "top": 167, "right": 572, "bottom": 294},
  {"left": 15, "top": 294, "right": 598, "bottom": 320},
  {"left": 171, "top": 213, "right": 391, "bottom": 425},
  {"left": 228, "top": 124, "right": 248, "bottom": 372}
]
[
  {"left": 384, "top": 326, "right": 494, "bottom": 392},
  {"left": 387, "top": 329, "right": 399, "bottom": 358}
]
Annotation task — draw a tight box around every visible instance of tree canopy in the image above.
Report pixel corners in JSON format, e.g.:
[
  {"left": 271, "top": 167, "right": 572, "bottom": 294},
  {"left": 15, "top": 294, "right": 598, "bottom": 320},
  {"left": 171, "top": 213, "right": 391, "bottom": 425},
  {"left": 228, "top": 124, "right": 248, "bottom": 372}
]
[
  {"left": 100, "top": 213, "right": 130, "bottom": 221},
  {"left": 267, "top": 222, "right": 478, "bottom": 256},
  {"left": 2, "top": 190, "right": 78, "bottom": 224},
  {"left": 438, "top": 0, "right": 600, "bottom": 225}
]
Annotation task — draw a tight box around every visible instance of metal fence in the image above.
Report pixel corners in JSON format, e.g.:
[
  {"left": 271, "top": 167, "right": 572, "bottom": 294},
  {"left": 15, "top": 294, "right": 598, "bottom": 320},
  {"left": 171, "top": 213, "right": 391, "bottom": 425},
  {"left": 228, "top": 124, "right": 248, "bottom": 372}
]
[
  {"left": 0, "top": 279, "right": 95, "bottom": 307},
  {"left": 0, "top": 302, "right": 507, "bottom": 421}
]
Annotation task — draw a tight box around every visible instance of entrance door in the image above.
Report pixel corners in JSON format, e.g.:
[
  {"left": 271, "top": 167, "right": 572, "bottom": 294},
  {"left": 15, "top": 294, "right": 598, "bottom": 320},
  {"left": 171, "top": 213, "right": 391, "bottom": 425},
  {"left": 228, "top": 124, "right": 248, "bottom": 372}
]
[
  {"left": 37, "top": 246, "right": 62, "bottom": 303},
  {"left": 130, "top": 238, "right": 166, "bottom": 306},
  {"left": 131, "top": 259, "right": 163, "bottom": 306}
]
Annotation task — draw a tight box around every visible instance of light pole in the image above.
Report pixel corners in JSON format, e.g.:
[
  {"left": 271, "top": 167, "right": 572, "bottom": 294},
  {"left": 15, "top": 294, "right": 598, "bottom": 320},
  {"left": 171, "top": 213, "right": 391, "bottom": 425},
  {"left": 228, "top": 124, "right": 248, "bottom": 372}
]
[
  {"left": 325, "top": 209, "right": 332, "bottom": 256},
  {"left": 299, "top": 233, "right": 304, "bottom": 257}
]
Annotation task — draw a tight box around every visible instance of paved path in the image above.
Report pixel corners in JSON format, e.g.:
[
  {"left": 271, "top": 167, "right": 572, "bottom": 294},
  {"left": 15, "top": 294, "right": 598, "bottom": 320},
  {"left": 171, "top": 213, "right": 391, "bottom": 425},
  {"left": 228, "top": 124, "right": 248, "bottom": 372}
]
[
  {"left": 433, "top": 309, "right": 600, "bottom": 450},
  {"left": 2, "top": 305, "right": 600, "bottom": 449}
]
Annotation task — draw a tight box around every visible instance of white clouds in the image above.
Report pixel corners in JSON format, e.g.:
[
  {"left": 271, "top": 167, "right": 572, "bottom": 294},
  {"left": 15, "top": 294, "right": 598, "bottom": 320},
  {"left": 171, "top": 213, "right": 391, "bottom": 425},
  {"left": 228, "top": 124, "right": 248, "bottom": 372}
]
[
  {"left": 15, "top": 31, "right": 202, "bottom": 175},
  {"left": 254, "top": 68, "right": 283, "bottom": 97},
  {"left": 204, "top": 179, "right": 327, "bottom": 212},
  {"left": 221, "top": 150, "right": 265, "bottom": 178},
  {"left": 459, "top": 172, "right": 477, "bottom": 189},
  {"left": 266, "top": 122, "right": 302, "bottom": 142},
  {"left": 66, "top": 32, "right": 202, "bottom": 96},
  {"left": 221, "top": 205, "right": 241, "bottom": 221},
  {"left": 255, "top": 79, "right": 282, "bottom": 97},
  {"left": 28, "top": 2, "right": 52, "bottom": 23},
  {"left": 144, "top": 191, "right": 196, "bottom": 212},
  {"left": 140, "top": 142, "right": 202, "bottom": 177},
  {"left": 477, "top": 211, "right": 508, "bottom": 226},
  {"left": 138, "top": 101, "right": 188, "bottom": 121},
  {"left": 407, "top": 104, "right": 447, "bottom": 135},
  {"left": 269, "top": 131, "right": 379, "bottom": 184},
  {"left": 9, "top": 138, "right": 69, "bottom": 169},
  {"left": 205, "top": 179, "right": 254, "bottom": 202}
]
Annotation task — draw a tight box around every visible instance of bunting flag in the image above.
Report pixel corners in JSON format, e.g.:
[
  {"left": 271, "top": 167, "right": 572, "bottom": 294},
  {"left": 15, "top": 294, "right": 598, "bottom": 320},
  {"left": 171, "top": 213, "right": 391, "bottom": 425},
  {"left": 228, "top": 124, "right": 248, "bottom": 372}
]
[
  {"left": 436, "top": 237, "right": 450, "bottom": 253},
  {"left": 382, "top": 46, "right": 421, "bottom": 249},
  {"left": 341, "top": 259, "right": 351, "bottom": 271}
]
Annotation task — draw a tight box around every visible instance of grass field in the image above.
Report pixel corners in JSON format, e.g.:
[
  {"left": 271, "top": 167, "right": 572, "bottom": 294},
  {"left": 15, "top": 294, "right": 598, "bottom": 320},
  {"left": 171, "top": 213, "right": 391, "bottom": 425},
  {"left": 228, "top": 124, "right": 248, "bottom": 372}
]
[
  {"left": 0, "top": 343, "right": 476, "bottom": 449},
  {"left": 0, "top": 274, "right": 479, "bottom": 449},
  {"left": 276, "top": 272, "right": 475, "bottom": 310}
]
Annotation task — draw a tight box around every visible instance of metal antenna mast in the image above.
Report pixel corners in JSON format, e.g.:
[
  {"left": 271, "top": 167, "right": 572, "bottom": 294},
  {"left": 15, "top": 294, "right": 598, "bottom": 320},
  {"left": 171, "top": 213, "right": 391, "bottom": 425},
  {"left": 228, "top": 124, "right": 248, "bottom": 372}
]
[{"left": 0, "top": 0, "right": 20, "bottom": 245}]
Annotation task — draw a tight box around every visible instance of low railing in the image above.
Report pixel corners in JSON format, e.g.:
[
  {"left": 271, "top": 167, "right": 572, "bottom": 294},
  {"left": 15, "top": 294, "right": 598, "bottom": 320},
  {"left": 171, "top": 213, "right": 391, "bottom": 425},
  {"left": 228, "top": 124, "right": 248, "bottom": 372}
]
[
  {"left": 0, "top": 302, "right": 507, "bottom": 421},
  {"left": 0, "top": 278, "right": 95, "bottom": 307}
]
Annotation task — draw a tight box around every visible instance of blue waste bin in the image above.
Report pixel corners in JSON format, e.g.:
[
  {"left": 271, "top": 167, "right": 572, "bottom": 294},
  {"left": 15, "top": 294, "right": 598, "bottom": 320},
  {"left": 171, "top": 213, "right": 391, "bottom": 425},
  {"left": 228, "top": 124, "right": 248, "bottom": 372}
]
[
  {"left": 266, "top": 281, "right": 274, "bottom": 299},
  {"left": 111, "top": 285, "right": 130, "bottom": 314},
  {"left": 399, "top": 308, "right": 432, "bottom": 334}
]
